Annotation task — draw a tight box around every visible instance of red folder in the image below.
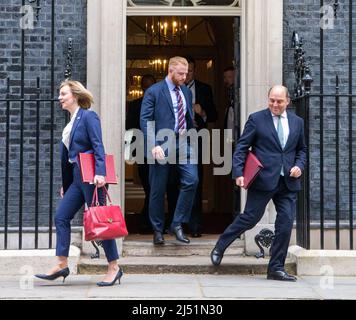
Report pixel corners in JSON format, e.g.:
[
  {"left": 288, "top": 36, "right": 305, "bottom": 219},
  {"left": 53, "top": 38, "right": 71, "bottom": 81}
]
[
  {"left": 242, "top": 151, "right": 264, "bottom": 189},
  {"left": 78, "top": 153, "right": 118, "bottom": 184}
]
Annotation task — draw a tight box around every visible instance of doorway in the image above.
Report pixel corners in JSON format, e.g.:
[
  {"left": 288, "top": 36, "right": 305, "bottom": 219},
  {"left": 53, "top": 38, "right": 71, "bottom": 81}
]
[{"left": 124, "top": 16, "right": 240, "bottom": 234}]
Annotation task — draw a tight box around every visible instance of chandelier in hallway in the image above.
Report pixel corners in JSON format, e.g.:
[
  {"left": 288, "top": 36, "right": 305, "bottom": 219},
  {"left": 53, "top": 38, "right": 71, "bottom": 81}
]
[{"left": 145, "top": 17, "right": 188, "bottom": 44}]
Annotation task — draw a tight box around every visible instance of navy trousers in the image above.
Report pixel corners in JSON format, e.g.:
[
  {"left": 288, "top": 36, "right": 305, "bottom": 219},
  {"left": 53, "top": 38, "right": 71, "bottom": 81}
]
[
  {"left": 215, "top": 177, "right": 297, "bottom": 272},
  {"left": 149, "top": 139, "right": 198, "bottom": 233},
  {"left": 55, "top": 164, "right": 119, "bottom": 262}
]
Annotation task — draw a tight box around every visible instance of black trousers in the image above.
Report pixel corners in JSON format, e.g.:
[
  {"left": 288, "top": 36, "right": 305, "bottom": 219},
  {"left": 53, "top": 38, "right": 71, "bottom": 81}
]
[
  {"left": 215, "top": 177, "right": 297, "bottom": 272},
  {"left": 137, "top": 160, "right": 179, "bottom": 231},
  {"left": 137, "top": 161, "right": 151, "bottom": 230}
]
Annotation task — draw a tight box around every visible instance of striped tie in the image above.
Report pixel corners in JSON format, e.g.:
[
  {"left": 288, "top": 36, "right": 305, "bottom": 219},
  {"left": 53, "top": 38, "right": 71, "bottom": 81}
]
[{"left": 174, "top": 86, "right": 186, "bottom": 133}]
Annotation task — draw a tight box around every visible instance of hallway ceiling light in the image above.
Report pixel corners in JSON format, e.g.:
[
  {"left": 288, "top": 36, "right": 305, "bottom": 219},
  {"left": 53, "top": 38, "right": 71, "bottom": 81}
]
[
  {"left": 146, "top": 17, "right": 188, "bottom": 44},
  {"left": 149, "top": 59, "right": 168, "bottom": 73}
]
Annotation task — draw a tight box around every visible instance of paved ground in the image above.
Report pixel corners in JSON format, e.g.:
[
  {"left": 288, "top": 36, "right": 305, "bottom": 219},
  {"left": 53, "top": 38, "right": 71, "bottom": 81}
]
[{"left": 1, "top": 273, "right": 356, "bottom": 300}]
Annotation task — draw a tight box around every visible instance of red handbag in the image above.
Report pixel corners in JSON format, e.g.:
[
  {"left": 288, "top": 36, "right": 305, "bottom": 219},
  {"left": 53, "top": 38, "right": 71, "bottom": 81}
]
[{"left": 83, "top": 186, "right": 128, "bottom": 241}]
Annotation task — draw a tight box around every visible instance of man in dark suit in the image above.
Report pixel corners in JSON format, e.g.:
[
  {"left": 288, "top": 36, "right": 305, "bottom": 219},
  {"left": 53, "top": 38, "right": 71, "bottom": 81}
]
[
  {"left": 223, "top": 66, "right": 241, "bottom": 217},
  {"left": 126, "top": 74, "right": 180, "bottom": 234},
  {"left": 184, "top": 56, "right": 217, "bottom": 237},
  {"left": 126, "top": 74, "right": 156, "bottom": 132},
  {"left": 140, "top": 56, "right": 198, "bottom": 245},
  {"left": 126, "top": 74, "right": 156, "bottom": 233},
  {"left": 211, "top": 85, "right": 307, "bottom": 282},
  {"left": 223, "top": 66, "right": 237, "bottom": 135}
]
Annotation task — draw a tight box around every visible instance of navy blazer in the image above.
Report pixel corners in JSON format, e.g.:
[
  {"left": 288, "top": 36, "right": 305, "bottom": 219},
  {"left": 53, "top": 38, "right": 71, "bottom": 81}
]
[
  {"left": 193, "top": 79, "right": 217, "bottom": 130},
  {"left": 140, "top": 80, "right": 194, "bottom": 154},
  {"left": 126, "top": 97, "right": 143, "bottom": 130},
  {"left": 60, "top": 108, "right": 106, "bottom": 193},
  {"left": 232, "top": 108, "right": 307, "bottom": 192}
]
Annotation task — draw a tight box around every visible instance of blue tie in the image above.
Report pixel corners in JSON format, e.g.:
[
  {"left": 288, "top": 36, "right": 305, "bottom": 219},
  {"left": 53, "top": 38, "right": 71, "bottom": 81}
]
[
  {"left": 277, "top": 116, "right": 284, "bottom": 176},
  {"left": 277, "top": 115, "right": 285, "bottom": 148}
]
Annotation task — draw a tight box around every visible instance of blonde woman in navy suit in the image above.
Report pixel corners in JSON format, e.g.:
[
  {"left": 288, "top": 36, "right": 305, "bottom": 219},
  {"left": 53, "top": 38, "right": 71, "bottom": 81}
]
[{"left": 35, "top": 80, "right": 122, "bottom": 286}]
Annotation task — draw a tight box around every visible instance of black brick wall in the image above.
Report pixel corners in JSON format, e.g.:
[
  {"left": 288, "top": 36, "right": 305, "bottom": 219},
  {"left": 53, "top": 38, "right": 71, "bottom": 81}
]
[
  {"left": 0, "top": 0, "right": 87, "bottom": 228},
  {"left": 283, "top": 0, "right": 356, "bottom": 221}
]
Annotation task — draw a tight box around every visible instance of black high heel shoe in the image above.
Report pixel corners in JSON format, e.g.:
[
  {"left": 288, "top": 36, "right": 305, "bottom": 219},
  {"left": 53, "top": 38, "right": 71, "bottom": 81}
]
[
  {"left": 35, "top": 267, "right": 70, "bottom": 283},
  {"left": 96, "top": 267, "right": 123, "bottom": 287}
]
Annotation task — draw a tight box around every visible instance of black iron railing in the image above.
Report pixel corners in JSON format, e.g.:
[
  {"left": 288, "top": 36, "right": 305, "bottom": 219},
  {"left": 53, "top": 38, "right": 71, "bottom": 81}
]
[
  {"left": 0, "top": 79, "right": 59, "bottom": 250},
  {"left": 292, "top": 0, "right": 355, "bottom": 250},
  {"left": 0, "top": 1, "right": 73, "bottom": 250},
  {"left": 294, "top": 88, "right": 356, "bottom": 250}
]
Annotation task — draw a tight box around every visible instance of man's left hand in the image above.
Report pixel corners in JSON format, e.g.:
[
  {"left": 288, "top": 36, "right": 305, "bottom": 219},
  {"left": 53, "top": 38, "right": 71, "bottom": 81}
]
[{"left": 290, "top": 166, "right": 302, "bottom": 178}]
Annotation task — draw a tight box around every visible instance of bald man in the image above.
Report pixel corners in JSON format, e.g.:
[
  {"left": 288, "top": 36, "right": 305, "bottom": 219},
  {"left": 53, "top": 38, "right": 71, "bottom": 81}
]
[{"left": 211, "top": 85, "right": 307, "bottom": 282}]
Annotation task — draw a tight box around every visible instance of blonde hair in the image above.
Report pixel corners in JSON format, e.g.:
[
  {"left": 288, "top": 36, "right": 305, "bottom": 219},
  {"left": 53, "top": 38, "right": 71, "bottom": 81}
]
[
  {"left": 59, "top": 80, "right": 94, "bottom": 109},
  {"left": 168, "top": 56, "right": 188, "bottom": 70}
]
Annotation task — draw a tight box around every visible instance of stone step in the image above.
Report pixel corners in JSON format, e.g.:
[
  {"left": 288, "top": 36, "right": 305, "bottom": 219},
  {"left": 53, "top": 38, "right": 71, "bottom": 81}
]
[
  {"left": 82, "top": 234, "right": 243, "bottom": 257},
  {"left": 122, "top": 235, "right": 244, "bottom": 257},
  {"left": 78, "top": 255, "right": 296, "bottom": 275}
]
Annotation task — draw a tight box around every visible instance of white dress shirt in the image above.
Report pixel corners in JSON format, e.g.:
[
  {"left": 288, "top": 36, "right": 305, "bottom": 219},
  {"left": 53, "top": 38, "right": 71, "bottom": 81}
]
[
  {"left": 187, "top": 80, "right": 196, "bottom": 104},
  {"left": 187, "top": 79, "right": 207, "bottom": 124},
  {"left": 62, "top": 107, "right": 80, "bottom": 151}
]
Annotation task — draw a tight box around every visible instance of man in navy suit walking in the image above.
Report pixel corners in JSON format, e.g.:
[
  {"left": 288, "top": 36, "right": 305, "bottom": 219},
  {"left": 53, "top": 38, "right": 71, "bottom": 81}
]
[
  {"left": 211, "top": 85, "right": 307, "bottom": 281},
  {"left": 140, "top": 56, "right": 198, "bottom": 245},
  {"left": 184, "top": 55, "right": 217, "bottom": 238}
]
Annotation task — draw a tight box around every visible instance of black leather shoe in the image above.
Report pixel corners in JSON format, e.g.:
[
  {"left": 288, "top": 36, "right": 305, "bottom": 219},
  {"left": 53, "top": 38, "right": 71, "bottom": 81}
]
[
  {"left": 210, "top": 247, "right": 224, "bottom": 266},
  {"left": 35, "top": 267, "right": 70, "bottom": 283},
  {"left": 170, "top": 226, "right": 190, "bottom": 244},
  {"left": 267, "top": 270, "right": 297, "bottom": 282},
  {"left": 153, "top": 231, "right": 165, "bottom": 245},
  {"left": 191, "top": 232, "right": 202, "bottom": 238}
]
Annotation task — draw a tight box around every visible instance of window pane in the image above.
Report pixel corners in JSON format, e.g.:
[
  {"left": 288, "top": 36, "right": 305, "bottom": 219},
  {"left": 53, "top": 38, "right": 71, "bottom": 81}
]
[{"left": 128, "top": 0, "right": 239, "bottom": 7}]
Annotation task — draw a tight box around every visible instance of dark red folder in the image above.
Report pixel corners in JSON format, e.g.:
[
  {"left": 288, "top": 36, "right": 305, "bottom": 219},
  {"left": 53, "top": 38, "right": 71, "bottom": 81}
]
[
  {"left": 78, "top": 153, "right": 118, "bottom": 184},
  {"left": 242, "top": 151, "right": 264, "bottom": 189}
]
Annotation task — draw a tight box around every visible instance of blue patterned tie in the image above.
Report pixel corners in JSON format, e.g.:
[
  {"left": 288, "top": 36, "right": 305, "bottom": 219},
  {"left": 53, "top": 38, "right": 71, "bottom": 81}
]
[
  {"left": 277, "top": 115, "right": 285, "bottom": 148},
  {"left": 174, "top": 86, "right": 186, "bottom": 133},
  {"left": 277, "top": 115, "right": 284, "bottom": 176}
]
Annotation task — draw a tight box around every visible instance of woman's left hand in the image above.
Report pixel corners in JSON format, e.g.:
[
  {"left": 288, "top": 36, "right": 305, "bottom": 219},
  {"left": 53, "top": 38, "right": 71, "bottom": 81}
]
[{"left": 94, "top": 175, "right": 106, "bottom": 188}]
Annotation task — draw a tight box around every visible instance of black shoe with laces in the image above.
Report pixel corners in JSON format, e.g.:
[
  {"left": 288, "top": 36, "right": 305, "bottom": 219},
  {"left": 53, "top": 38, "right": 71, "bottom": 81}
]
[
  {"left": 210, "top": 247, "right": 224, "bottom": 266},
  {"left": 169, "top": 225, "right": 190, "bottom": 244},
  {"left": 153, "top": 231, "right": 165, "bottom": 245},
  {"left": 267, "top": 270, "right": 297, "bottom": 282}
]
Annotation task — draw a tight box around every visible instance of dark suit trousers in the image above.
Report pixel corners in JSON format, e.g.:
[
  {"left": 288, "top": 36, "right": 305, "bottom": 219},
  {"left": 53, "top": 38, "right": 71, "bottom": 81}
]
[
  {"left": 148, "top": 140, "right": 198, "bottom": 233},
  {"left": 215, "top": 177, "right": 297, "bottom": 272},
  {"left": 55, "top": 164, "right": 119, "bottom": 262},
  {"left": 138, "top": 160, "right": 180, "bottom": 230}
]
